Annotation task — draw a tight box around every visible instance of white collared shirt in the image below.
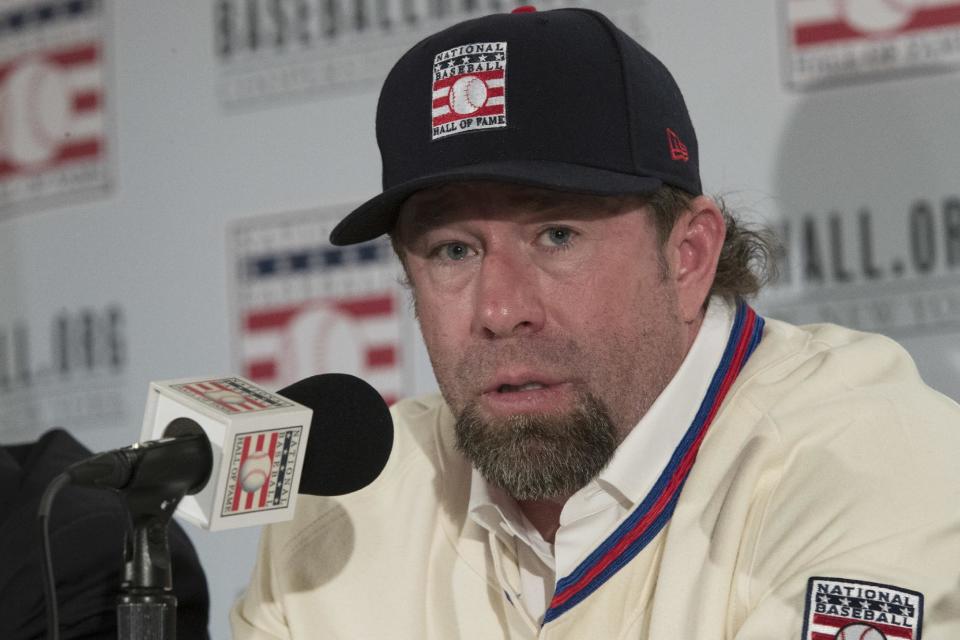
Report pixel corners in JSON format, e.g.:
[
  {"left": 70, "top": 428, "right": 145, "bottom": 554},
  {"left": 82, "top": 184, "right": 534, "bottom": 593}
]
[{"left": 467, "top": 298, "right": 735, "bottom": 622}]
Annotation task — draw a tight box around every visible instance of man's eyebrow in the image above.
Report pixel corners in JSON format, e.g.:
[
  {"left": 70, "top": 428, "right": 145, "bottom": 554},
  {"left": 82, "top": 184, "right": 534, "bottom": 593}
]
[
  {"left": 518, "top": 191, "right": 637, "bottom": 220},
  {"left": 397, "top": 187, "right": 640, "bottom": 237},
  {"left": 397, "top": 195, "right": 454, "bottom": 235}
]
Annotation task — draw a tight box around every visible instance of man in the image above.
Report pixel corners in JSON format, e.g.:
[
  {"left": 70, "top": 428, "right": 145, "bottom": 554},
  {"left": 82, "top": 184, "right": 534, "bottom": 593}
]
[{"left": 232, "top": 7, "right": 960, "bottom": 639}]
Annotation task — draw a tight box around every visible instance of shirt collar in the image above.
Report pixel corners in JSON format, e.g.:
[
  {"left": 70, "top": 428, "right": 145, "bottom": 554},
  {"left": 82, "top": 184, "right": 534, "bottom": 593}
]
[
  {"left": 466, "top": 297, "right": 734, "bottom": 554},
  {"left": 594, "top": 297, "right": 734, "bottom": 504},
  {"left": 468, "top": 466, "right": 556, "bottom": 565}
]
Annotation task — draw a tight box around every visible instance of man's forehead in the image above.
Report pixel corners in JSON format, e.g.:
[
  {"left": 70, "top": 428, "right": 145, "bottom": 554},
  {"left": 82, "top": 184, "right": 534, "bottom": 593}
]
[{"left": 396, "top": 181, "right": 643, "bottom": 232}]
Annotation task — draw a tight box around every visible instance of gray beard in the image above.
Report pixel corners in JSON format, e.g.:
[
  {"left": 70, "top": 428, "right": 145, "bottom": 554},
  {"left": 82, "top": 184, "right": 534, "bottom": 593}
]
[{"left": 454, "top": 392, "right": 619, "bottom": 501}]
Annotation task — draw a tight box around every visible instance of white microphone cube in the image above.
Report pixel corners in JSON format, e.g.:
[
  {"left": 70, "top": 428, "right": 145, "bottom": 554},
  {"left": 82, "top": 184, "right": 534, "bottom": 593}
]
[{"left": 140, "top": 376, "right": 312, "bottom": 531}]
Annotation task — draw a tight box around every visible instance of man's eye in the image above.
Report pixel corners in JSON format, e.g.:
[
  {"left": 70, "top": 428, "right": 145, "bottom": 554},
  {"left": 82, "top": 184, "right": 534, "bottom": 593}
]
[
  {"left": 441, "top": 242, "right": 470, "bottom": 261},
  {"left": 540, "top": 227, "right": 574, "bottom": 247}
]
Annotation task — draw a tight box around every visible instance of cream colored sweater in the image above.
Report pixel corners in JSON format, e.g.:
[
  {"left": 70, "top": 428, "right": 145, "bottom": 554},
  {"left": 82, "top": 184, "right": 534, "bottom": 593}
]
[{"left": 232, "top": 313, "right": 960, "bottom": 639}]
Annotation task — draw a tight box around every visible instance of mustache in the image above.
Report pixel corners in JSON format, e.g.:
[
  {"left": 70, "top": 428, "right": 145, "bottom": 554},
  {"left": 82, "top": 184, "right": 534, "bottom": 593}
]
[{"left": 453, "top": 336, "right": 589, "bottom": 382}]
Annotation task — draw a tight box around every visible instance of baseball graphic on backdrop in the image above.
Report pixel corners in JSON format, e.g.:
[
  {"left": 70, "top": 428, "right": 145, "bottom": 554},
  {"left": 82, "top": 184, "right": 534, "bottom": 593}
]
[
  {"left": 839, "top": 0, "right": 917, "bottom": 34},
  {"left": 449, "top": 75, "right": 488, "bottom": 115},
  {"left": 1, "top": 57, "right": 71, "bottom": 167},
  {"left": 280, "top": 302, "right": 364, "bottom": 384},
  {"left": 240, "top": 450, "right": 272, "bottom": 493},
  {"left": 835, "top": 623, "right": 886, "bottom": 640}
]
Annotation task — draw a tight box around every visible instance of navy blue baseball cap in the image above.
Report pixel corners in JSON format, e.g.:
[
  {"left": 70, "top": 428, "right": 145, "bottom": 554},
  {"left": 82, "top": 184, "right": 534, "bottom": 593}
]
[{"left": 330, "top": 6, "right": 700, "bottom": 246}]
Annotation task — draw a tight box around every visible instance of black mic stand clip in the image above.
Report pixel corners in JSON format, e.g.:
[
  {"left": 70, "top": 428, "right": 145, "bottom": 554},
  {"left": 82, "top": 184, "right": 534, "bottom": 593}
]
[
  {"left": 114, "top": 419, "right": 212, "bottom": 640},
  {"left": 116, "top": 471, "right": 185, "bottom": 640}
]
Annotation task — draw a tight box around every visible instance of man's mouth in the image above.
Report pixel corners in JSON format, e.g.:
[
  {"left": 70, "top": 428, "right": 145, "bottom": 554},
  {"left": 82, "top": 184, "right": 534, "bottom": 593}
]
[
  {"left": 497, "top": 382, "right": 547, "bottom": 393},
  {"left": 478, "top": 375, "right": 574, "bottom": 415}
]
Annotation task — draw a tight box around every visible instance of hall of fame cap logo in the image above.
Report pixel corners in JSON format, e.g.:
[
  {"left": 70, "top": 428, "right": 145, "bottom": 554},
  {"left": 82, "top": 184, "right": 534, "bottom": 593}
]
[
  {"left": 802, "top": 577, "right": 923, "bottom": 639},
  {"left": 171, "top": 377, "right": 293, "bottom": 414},
  {"left": 431, "top": 41, "right": 507, "bottom": 140}
]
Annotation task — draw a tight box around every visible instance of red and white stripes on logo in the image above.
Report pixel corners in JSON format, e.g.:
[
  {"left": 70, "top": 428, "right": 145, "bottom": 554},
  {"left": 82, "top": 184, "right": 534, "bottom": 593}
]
[
  {"left": 809, "top": 614, "right": 913, "bottom": 639},
  {"left": 0, "top": 42, "right": 104, "bottom": 177},
  {"left": 230, "top": 431, "right": 278, "bottom": 513},
  {"left": 431, "top": 70, "right": 505, "bottom": 126}
]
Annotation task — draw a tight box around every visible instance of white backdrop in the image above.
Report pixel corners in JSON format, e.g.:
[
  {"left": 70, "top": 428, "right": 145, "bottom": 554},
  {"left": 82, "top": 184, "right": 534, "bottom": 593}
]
[{"left": 2, "top": 1, "right": 959, "bottom": 638}]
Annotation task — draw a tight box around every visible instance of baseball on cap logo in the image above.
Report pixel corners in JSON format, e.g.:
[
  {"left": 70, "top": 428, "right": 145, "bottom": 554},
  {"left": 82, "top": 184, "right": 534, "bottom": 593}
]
[{"left": 431, "top": 42, "right": 507, "bottom": 140}]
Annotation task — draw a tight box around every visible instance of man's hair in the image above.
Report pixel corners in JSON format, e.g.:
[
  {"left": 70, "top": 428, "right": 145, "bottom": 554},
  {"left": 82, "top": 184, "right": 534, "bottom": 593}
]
[
  {"left": 390, "top": 185, "right": 780, "bottom": 303},
  {"left": 642, "top": 186, "right": 781, "bottom": 303}
]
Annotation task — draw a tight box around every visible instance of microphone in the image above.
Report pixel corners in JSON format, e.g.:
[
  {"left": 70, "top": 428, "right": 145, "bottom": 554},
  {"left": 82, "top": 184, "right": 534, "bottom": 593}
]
[
  {"left": 132, "top": 373, "right": 393, "bottom": 531},
  {"left": 64, "top": 417, "right": 212, "bottom": 499},
  {"left": 279, "top": 373, "right": 393, "bottom": 497},
  {"left": 39, "top": 373, "right": 393, "bottom": 640}
]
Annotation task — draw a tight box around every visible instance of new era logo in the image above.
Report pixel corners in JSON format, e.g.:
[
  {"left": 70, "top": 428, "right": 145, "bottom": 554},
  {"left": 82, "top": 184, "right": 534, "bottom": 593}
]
[
  {"left": 431, "top": 42, "right": 507, "bottom": 140},
  {"left": 667, "top": 128, "right": 689, "bottom": 162}
]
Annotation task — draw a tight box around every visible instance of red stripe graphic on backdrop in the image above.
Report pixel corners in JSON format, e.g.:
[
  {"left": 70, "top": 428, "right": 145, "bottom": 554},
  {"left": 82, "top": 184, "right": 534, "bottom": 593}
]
[
  {"left": 366, "top": 346, "right": 396, "bottom": 368},
  {"left": 0, "top": 43, "right": 99, "bottom": 82},
  {"left": 47, "top": 44, "right": 99, "bottom": 66},
  {"left": 243, "top": 294, "right": 398, "bottom": 383},
  {"left": 247, "top": 360, "right": 277, "bottom": 380},
  {"left": 813, "top": 614, "right": 913, "bottom": 638},
  {"left": 231, "top": 435, "right": 252, "bottom": 513},
  {"left": 336, "top": 297, "right": 393, "bottom": 316},
  {"left": 794, "top": 4, "right": 960, "bottom": 46},
  {"left": 0, "top": 141, "right": 101, "bottom": 178},
  {"left": 258, "top": 432, "right": 278, "bottom": 508},
  {"left": 244, "top": 296, "right": 394, "bottom": 331},
  {"left": 245, "top": 434, "right": 266, "bottom": 510},
  {"left": 73, "top": 90, "right": 100, "bottom": 112},
  {"left": 246, "top": 305, "right": 300, "bottom": 330},
  {"left": 54, "top": 140, "right": 100, "bottom": 163},
  {"left": 432, "top": 69, "right": 504, "bottom": 91}
]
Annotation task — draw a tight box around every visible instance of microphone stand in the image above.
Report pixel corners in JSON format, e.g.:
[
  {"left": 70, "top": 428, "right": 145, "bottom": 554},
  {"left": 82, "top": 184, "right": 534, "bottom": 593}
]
[{"left": 116, "top": 485, "right": 184, "bottom": 640}]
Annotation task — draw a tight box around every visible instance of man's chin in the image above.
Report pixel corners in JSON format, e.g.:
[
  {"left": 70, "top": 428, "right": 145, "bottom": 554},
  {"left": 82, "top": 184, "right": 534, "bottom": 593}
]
[{"left": 453, "top": 393, "right": 619, "bottom": 501}]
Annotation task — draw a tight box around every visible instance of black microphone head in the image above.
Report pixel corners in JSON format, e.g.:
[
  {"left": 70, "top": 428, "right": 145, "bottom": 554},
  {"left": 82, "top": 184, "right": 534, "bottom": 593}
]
[{"left": 278, "top": 373, "right": 394, "bottom": 496}]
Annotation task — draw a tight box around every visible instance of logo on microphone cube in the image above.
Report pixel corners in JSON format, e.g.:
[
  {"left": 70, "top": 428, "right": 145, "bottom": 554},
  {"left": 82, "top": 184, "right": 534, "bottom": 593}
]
[
  {"left": 141, "top": 376, "right": 312, "bottom": 530},
  {"left": 240, "top": 451, "right": 270, "bottom": 492},
  {"left": 222, "top": 426, "right": 303, "bottom": 517},
  {"left": 172, "top": 377, "right": 293, "bottom": 414}
]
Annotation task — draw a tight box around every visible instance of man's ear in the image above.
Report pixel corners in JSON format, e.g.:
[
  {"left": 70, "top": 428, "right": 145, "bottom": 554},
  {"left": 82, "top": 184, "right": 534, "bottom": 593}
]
[{"left": 665, "top": 196, "right": 725, "bottom": 323}]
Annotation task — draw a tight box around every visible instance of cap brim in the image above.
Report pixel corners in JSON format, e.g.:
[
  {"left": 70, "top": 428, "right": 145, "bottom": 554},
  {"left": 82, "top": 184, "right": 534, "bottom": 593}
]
[{"left": 329, "top": 160, "right": 663, "bottom": 246}]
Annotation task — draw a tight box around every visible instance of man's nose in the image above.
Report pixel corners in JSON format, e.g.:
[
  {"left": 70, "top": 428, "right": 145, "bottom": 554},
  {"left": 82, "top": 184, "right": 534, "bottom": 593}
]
[{"left": 472, "top": 250, "right": 546, "bottom": 338}]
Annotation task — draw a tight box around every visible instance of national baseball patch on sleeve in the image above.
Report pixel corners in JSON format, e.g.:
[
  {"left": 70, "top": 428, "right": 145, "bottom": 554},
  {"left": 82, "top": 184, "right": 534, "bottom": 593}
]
[{"left": 802, "top": 577, "right": 923, "bottom": 639}]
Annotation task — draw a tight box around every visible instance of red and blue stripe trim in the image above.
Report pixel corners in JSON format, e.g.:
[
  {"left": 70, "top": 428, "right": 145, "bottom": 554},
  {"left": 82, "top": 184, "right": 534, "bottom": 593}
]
[{"left": 542, "top": 302, "right": 765, "bottom": 624}]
